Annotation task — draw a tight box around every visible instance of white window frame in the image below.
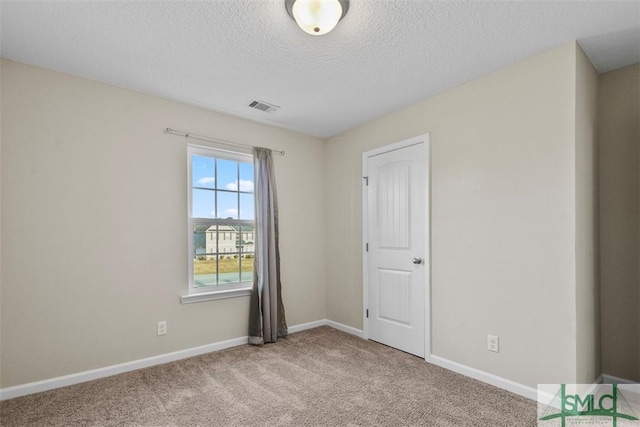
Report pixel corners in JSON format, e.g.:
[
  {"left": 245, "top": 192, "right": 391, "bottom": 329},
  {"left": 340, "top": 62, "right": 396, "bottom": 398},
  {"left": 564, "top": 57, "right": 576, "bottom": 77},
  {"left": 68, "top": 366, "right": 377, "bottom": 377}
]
[{"left": 181, "top": 144, "right": 254, "bottom": 304}]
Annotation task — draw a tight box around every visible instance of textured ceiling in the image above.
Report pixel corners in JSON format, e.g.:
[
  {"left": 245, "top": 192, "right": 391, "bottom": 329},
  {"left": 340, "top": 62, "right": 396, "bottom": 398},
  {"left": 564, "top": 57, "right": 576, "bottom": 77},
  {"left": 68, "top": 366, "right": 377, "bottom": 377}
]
[{"left": 1, "top": 0, "right": 639, "bottom": 138}]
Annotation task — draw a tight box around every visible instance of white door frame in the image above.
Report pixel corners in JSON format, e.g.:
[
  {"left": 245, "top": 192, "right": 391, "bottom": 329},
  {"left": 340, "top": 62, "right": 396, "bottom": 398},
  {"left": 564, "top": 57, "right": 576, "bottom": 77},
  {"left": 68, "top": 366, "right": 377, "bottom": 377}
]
[{"left": 362, "top": 134, "right": 431, "bottom": 362}]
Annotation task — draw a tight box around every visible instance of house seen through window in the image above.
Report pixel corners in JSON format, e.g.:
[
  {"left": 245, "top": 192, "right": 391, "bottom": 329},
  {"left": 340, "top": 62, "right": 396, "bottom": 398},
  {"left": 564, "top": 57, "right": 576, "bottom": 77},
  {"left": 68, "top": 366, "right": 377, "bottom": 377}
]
[{"left": 189, "top": 146, "right": 254, "bottom": 293}]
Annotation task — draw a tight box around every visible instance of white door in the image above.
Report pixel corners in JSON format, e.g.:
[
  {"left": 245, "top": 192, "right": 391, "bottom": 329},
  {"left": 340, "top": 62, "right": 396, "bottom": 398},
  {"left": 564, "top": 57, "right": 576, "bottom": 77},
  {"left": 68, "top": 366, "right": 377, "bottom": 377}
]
[{"left": 364, "top": 137, "right": 429, "bottom": 358}]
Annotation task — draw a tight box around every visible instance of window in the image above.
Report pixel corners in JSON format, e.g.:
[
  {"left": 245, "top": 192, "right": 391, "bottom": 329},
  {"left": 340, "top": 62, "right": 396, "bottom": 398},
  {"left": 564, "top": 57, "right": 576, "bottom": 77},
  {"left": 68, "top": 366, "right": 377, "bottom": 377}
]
[{"left": 183, "top": 145, "right": 254, "bottom": 303}]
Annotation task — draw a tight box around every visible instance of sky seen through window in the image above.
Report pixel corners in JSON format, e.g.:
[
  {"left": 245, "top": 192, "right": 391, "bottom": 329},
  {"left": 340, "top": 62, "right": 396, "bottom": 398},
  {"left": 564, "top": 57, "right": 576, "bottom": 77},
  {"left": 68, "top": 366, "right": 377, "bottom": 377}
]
[{"left": 191, "top": 155, "right": 254, "bottom": 220}]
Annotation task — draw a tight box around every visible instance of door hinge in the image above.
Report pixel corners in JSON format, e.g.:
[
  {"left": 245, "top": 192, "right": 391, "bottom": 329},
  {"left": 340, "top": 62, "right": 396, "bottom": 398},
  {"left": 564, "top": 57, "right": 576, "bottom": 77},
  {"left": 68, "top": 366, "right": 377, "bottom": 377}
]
[
  {"left": 363, "top": 176, "right": 368, "bottom": 186},
  {"left": 366, "top": 309, "right": 369, "bottom": 318},
  {"left": 366, "top": 243, "right": 369, "bottom": 252}
]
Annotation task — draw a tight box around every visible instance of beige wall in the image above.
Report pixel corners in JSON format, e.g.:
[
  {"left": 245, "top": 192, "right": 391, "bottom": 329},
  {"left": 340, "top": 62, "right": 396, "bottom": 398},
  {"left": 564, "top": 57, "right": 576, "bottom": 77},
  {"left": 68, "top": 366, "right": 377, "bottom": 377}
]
[
  {"left": 598, "top": 63, "right": 640, "bottom": 382},
  {"left": 0, "top": 59, "right": 326, "bottom": 388},
  {"left": 574, "top": 46, "right": 600, "bottom": 384},
  {"left": 325, "top": 43, "right": 593, "bottom": 388}
]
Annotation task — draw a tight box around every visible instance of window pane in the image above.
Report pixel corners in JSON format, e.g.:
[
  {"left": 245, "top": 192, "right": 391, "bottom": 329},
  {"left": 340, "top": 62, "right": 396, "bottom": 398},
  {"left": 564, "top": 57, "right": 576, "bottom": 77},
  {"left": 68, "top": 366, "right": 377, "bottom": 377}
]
[
  {"left": 205, "top": 226, "right": 217, "bottom": 254},
  {"left": 218, "top": 255, "right": 240, "bottom": 285},
  {"left": 193, "top": 255, "right": 217, "bottom": 287},
  {"left": 192, "top": 155, "right": 215, "bottom": 189},
  {"left": 188, "top": 150, "right": 255, "bottom": 292},
  {"left": 217, "top": 191, "right": 238, "bottom": 219},
  {"left": 239, "top": 162, "right": 254, "bottom": 193},
  {"left": 193, "top": 231, "right": 206, "bottom": 255},
  {"left": 192, "top": 189, "right": 215, "bottom": 219},
  {"left": 217, "top": 159, "right": 238, "bottom": 191},
  {"left": 238, "top": 225, "right": 253, "bottom": 282},
  {"left": 241, "top": 254, "right": 254, "bottom": 282},
  {"left": 238, "top": 225, "right": 255, "bottom": 253},
  {"left": 217, "top": 225, "right": 235, "bottom": 253},
  {"left": 193, "top": 224, "right": 216, "bottom": 257},
  {"left": 240, "top": 193, "right": 254, "bottom": 220}
]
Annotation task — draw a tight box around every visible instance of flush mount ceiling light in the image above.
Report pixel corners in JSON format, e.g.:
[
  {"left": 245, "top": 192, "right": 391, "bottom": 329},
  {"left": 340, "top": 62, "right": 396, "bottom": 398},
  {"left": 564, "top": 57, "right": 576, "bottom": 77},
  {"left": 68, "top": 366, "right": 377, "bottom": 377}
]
[{"left": 285, "top": 0, "right": 349, "bottom": 36}]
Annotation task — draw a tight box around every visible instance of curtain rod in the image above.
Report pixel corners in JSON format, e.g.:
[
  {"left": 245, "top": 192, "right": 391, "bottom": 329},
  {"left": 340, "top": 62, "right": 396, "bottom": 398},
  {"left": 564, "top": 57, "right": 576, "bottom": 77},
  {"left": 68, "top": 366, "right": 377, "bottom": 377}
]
[{"left": 163, "top": 128, "right": 285, "bottom": 156}]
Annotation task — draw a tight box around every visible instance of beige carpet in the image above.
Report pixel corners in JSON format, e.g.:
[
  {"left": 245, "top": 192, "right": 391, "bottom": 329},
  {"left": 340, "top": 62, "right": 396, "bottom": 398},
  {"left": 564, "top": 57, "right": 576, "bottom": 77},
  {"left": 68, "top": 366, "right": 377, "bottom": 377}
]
[{"left": 0, "top": 326, "right": 537, "bottom": 426}]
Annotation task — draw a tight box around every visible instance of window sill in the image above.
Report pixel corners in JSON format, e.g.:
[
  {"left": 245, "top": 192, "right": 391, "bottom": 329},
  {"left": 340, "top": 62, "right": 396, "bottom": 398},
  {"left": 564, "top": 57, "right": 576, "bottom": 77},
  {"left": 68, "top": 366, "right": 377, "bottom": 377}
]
[{"left": 180, "top": 286, "right": 252, "bottom": 304}]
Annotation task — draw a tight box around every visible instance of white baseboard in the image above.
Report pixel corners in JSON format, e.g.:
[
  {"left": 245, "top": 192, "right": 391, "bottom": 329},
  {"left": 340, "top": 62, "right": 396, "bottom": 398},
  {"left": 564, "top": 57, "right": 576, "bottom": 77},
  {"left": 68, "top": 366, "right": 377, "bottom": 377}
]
[
  {"left": 0, "top": 334, "right": 249, "bottom": 401},
  {"left": 598, "top": 374, "right": 639, "bottom": 385},
  {"left": 326, "top": 319, "right": 365, "bottom": 338},
  {"left": 0, "top": 319, "right": 363, "bottom": 401},
  {"left": 287, "top": 319, "right": 327, "bottom": 333},
  {"left": 429, "top": 355, "right": 538, "bottom": 401}
]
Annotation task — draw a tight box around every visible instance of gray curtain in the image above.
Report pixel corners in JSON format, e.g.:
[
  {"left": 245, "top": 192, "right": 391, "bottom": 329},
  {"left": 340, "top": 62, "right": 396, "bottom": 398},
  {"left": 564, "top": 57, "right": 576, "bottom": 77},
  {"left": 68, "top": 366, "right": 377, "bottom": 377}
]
[{"left": 249, "top": 147, "right": 288, "bottom": 345}]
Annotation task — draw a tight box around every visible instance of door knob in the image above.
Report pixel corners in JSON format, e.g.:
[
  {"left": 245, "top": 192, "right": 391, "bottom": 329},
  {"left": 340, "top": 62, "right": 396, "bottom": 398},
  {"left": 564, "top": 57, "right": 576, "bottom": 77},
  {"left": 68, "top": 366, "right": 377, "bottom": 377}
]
[{"left": 412, "top": 257, "right": 423, "bottom": 264}]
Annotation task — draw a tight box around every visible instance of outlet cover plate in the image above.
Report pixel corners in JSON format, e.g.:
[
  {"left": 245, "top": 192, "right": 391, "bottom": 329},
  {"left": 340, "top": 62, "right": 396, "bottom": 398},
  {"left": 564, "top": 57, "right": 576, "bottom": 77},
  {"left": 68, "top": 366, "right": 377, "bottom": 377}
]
[
  {"left": 488, "top": 335, "right": 499, "bottom": 352},
  {"left": 158, "top": 321, "right": 167, "bottom": 336}
]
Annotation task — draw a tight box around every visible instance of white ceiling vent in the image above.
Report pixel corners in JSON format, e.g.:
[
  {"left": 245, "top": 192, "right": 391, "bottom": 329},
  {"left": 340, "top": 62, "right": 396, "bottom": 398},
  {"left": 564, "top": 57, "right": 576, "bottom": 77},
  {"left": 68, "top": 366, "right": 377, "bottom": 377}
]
[{"left": 247, "top": 100, "right": 280, "bottom": 113}]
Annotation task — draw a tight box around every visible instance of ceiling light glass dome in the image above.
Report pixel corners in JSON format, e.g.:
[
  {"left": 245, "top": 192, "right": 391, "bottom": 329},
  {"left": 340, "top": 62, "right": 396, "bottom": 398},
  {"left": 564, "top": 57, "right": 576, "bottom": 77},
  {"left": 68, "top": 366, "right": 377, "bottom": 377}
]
[{"left": 285, "top": 0, "right": 349, "bottom": 36}]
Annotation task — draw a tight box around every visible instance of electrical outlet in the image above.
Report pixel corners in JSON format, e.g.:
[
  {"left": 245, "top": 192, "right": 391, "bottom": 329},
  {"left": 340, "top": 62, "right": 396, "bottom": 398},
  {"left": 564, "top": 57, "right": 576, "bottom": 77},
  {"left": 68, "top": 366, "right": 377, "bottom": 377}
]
[
  {"left": 488, "top": 335, "right": 499, "bottom": 352},
  {"left": 157, "top": 321, "right": 167, "bottom": 336}
]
